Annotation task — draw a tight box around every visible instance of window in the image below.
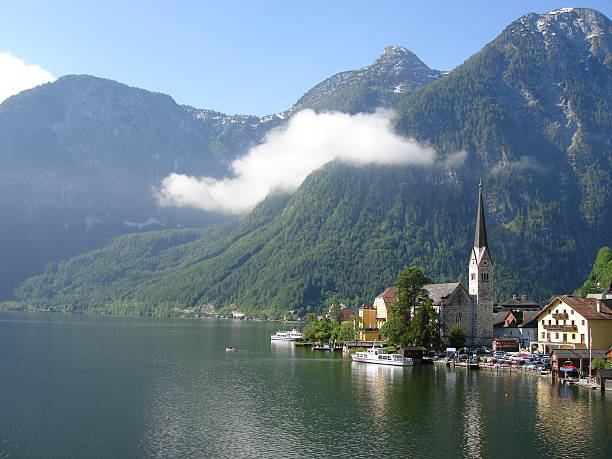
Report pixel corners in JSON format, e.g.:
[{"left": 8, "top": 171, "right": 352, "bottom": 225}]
[
  {"left": 548, "top": 320, "right": 551, "bottom": 325},
  {"left": 541, "top": 332, "right": 545, "bottom": 338},
  {"left": 456, "top": 314, "right": 461, "bottom": 325},
  {"left": 572, "top": 334, "right": 576, "bottom": 340},
  {"left": 571, "top": 310, "right": 574, "bottom": 315},
  {"left": 571, "top": 320, "right": 575, "bottom": 325},
  {"left": 563, "top": 334, "right": 567, "bottom": 342},
  {"left": 471, "top": 273, "right": 475, "bottom": 280},
  {"left": 555, "top": 333, "right": 559, "bottom": 339},
  {"left": 582, "top": 320, "right": 585, "bottom": 326},
  {"left": 581, "top": 334, "right": 585, "bottom": 343},
  {"left": 547, "top": 333, "right": 550, "bottom": 339}
]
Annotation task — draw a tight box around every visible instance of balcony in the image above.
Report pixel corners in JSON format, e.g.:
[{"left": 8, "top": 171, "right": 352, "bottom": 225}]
[
  {"left": 552, "top": 313, "right": 568, "bottom": 320},
  {"left": 543, "top": 324, "right": 576, "bottom": 331}
]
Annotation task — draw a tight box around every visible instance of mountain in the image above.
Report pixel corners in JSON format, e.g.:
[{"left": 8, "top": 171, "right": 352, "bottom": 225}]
[
  {"left": 290, "top": 45, "right": 443, "bottom": 113},
  {"left": 0, "top": 44, "right": 444, "bottom": 298},
  {"left": 0, "top": 75, "right": 282, "bottom": 297},
  {"left": 5, "top": 8, "right": 612, "bottom": 317}
]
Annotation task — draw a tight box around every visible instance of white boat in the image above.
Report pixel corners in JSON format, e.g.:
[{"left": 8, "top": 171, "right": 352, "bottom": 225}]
[
  {"left": 270, "top": 329, "right": 303, "bottom": 341},
  {"left": 352, "top": 348, "right": 413, "bottom": 366}
]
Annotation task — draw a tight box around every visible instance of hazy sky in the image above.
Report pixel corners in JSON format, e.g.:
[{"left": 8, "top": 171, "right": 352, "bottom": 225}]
[{"left": 1, "top": 1, "right": 610, "bottom": 115}]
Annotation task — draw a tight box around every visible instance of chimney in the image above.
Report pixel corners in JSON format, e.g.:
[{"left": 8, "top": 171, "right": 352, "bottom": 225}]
[{"left": 597, "top": 301, "right": 602, "bottom": 313}]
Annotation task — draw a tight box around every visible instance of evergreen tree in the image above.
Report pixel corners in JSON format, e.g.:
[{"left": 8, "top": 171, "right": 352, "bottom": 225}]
[
  {"left": 380, "top": 266, "right": 433, "bottom": 347},
  {"left": 448, "top": 324, "right": 467, "bottom": 349}
]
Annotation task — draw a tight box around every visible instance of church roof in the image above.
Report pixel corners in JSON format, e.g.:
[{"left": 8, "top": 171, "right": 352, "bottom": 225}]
[
  {"left": 474, "top": 182, "right": 489, "bottom": 249},
  {"left": 376, "top": 282, "right": 462, "bottom": 306}
]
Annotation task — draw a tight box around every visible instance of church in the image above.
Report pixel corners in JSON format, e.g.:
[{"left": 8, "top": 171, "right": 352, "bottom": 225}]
[{"left": 357, "top": 182, "right": 494, "bottom": 346}]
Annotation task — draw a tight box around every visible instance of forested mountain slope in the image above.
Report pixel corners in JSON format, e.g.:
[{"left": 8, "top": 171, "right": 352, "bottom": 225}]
[
  {"left": 0, "top": 42, "right": 445, "bottom": 298},
  {"left": 8, "top": 8, "right": 612, "bottom": 316}
]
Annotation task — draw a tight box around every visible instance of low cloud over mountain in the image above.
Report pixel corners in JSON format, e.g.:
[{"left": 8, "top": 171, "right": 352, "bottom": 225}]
[{"left": 157, "top": 109, "right": 439, "bottom": 213}]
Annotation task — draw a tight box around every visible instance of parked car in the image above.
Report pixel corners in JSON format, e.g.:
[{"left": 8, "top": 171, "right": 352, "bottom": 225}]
[{"left": 493, "top": 351, "right": 505, "bottom": 358}]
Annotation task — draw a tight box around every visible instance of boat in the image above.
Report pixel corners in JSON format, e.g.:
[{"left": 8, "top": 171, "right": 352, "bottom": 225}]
[
  {"left": 270, "top": 329, "right": 303, "bottom": 341},
  {"left": 352, "top": 348, "right": 413, "bottom": 366},
  {"left": 313, "top": 344, "right": 342, "bottom": 351},
  {"left": 225, "top": 347, "right": 238, "bottom": 352}
]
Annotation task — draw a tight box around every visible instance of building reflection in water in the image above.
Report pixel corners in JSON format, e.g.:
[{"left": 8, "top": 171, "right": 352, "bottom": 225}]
[
  {"left": 534, "top": 378, "right": 597, "bottom": 457},
  {"left": 459, "top": 372, "right": 484, "bottom": 459},
  {"left": 351, "top": 362, "right": 406, "bottom": 427}
]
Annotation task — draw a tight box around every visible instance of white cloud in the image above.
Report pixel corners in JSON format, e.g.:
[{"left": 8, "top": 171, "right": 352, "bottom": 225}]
[
  {"left": 0, "top": 52, "right": 56, "bottom": 103},
  {"left": 157, "top": 109, "right": 457, "bottom": 214}
]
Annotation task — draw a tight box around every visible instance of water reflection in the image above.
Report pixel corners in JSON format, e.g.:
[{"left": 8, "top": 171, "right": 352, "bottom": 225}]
[
  {"left": 461, "top": 373, "right": 484, "bottom": 459},
  {"left": 534, "top": 378, "right": 599, "bottom": 457},
  {"left": 351, "top": 363, "right": 407, "bottom": 429}
]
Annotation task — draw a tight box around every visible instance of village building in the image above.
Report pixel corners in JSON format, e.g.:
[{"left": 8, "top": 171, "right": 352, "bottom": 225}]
[
  {"left": 326, "top": 303, "right": 353, "bottom": 321},
  {"left": 533, "top": 296, "right": 612, "bottom": 354},
  {"left": 357, "top": 305, "right": 379, "bottom": 341},
  {"left": 493, "top": 310, "right": 539, "bottom": 349},
  {"left": 356, "top": 183, "right": 494, "bottom": 346},
  {"left": 494, "top": 294, "right": 540, "bottom": 313},
  {"left": 549, "top": 348, "right": 609, "bottom": 379}
]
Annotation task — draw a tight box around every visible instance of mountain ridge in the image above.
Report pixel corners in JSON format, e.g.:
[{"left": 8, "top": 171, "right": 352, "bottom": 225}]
[{"left": 3, "top": 8, "right": 612, "bottom": 315}]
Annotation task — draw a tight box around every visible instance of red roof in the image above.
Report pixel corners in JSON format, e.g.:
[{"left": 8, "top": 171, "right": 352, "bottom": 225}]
[{"left": 536, "top": 296, "right": 612, "bottom": 321}]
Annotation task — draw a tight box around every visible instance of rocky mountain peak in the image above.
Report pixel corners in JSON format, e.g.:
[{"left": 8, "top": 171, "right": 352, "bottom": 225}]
[
  {"left": 292, "top": 45, "right": 441, "bottom": 112},
  {"left": 509, "top": 8, "right": 611, "bottom": 59}
]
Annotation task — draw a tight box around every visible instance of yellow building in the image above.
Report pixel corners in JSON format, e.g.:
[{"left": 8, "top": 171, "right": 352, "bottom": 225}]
[
  {"left": 357, "top": 304, "right": 380, "bottom": 341},
  {"left": 534, "top": 296, "right": 612, "bottom": 353}
]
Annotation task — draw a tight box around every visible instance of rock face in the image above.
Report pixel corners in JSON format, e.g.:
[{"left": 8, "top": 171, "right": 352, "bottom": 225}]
[{"left": 291, "top": 45, "right": 443, "bottom": 113}]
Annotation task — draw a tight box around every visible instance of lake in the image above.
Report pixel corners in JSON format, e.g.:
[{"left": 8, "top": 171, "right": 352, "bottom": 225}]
[{"left": 1, "top": 312, "right": 611, "bottom": 458}]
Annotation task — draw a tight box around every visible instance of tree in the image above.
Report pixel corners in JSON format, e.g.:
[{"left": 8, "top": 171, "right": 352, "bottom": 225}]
[
  {"left": 337, "top": 320, "right": 356, "bottom": 343},
  {"left": 304, "top": 312, "right": 318, "bottom": 324},
  {"left": 591, "top": 358, "right": 612, "bottom": 370},
  {"left": 448, "top": 323, "right": 467, "bottom": 349},
  {"left": 328, "top": 301, "right": 343, "bottom": 323},
  {"left": 409, "top": 298, "right": 442, "bottom": 350},
  {"left": 380, "top": 266, "right": 433, "bottom": 348}
]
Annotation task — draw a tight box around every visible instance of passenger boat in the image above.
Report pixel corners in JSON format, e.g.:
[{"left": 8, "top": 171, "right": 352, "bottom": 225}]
[
  {"left": 270, "top": 329, "right": 303, "bottom": 341},
  {"left": 352, "top": 348, "right": 413, "bottom": 366},
  {"left": 225, "top": 347, "right": 238, "bottom": 352}
]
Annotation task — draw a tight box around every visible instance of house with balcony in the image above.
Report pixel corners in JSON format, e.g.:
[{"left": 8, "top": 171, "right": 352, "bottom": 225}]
[{"left": 533, "top": 296, "right": 612, "bottom": 354}]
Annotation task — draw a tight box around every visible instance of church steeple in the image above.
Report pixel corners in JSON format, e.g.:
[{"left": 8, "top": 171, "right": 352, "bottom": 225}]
[
  {"left": 468, "top": 179, "right": 494, "bottom": 346},
  {"left": 474, "top": 179, "right": 489, "bottom": 249}
]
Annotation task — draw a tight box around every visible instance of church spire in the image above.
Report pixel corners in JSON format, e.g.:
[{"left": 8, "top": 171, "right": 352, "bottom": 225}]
[{"left": 474, "top": 179, "right": 488, "bottom": 249}]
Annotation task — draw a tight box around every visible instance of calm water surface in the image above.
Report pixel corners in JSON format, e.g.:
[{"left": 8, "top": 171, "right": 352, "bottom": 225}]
[{"left": 1, "top": 312, "right": 611, "bottom": 458}]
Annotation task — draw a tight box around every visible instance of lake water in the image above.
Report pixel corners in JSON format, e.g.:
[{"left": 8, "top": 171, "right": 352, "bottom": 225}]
[{"left": 1, "top": 312, "right": 611, "bottom": 458}]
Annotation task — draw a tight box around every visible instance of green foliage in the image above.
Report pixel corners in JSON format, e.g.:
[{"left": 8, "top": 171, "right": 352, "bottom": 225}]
[
  {"left": 380, "top": 266, "right": 440, "bottom": 350},
  {"left": 337, "top": 320, "right": 356, "bottom": 343},
  {"left": 408, "top": 299, "right": 442, "bottom": 350},
  {"left": 303, "top": 319, "right": 335, "bottom": 343},
  {"left": 448, "top": 324, "right": 467, "bottom": 349},
  {"left": 575, "top": 247, "right": 612, "bottom": 296},
  {"left": 591, "top": 358, "right": 612, "bottom": 370},
  {"left": 328, "top": 301, "right": 342, "bottom": 323},
  {"left": 6, "top": 12, "right": 612, "bottom": 318},
  {"left": 380, "top": 319, "right": 408, "bottom": 347}
]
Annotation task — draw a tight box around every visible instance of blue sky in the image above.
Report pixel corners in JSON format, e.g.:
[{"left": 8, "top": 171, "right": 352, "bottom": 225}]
[{"left": 1, "top": 1, "right": 610, "bottom": 116}]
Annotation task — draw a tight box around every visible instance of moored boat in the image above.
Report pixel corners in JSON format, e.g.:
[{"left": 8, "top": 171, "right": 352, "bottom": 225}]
[
  {"left": 352, "top": 348, "right": 413, "bottom": 366},
  {"left": 225, "top": 347, "right": 238, "bottom": 352},
  {"left": 270, "top": 329, "right": 303, "bottom": 341}
]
